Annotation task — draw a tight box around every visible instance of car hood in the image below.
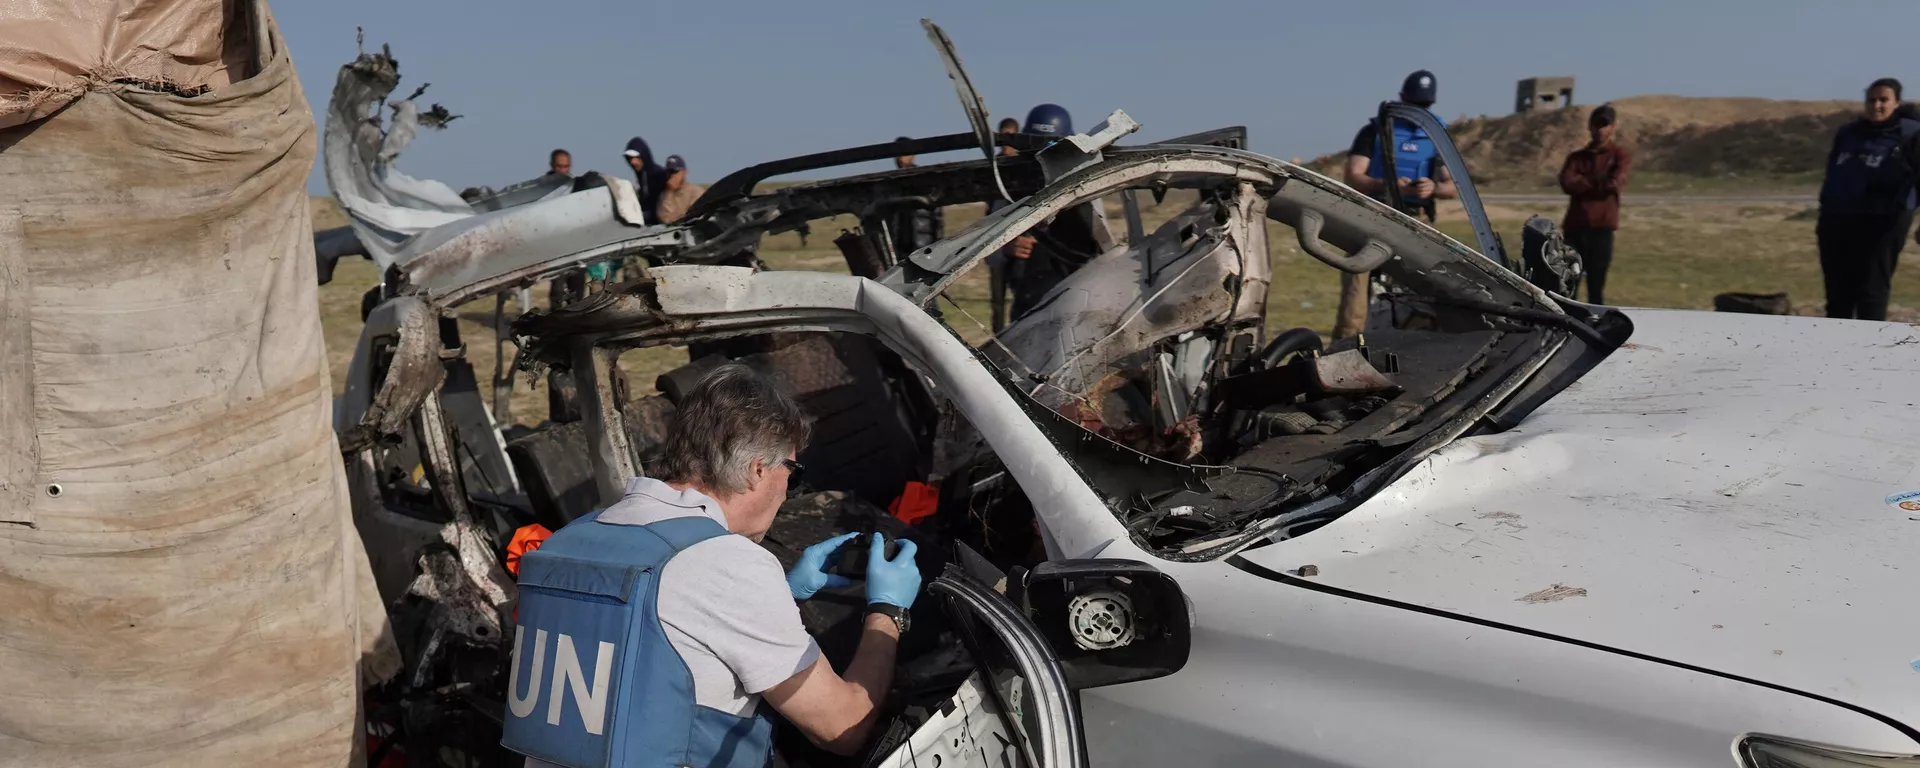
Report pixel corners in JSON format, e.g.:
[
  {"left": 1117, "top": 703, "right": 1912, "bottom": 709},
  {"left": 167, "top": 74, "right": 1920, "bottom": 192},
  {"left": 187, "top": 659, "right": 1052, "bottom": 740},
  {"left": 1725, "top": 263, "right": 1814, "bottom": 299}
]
[{"left": 1243, "top": 309, "right": 1920, "bottom": 722}]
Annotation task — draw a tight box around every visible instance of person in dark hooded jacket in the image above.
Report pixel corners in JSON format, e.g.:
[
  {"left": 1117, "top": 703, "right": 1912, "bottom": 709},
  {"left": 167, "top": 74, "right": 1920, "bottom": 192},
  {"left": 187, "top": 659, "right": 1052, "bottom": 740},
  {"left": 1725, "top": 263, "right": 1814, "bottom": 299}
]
[
  {"left": 1817, "top": 78, "right": 1920, "bottom": 321},
  {"left": 624, "top": 136, "right": 671, "bottom": 221}
]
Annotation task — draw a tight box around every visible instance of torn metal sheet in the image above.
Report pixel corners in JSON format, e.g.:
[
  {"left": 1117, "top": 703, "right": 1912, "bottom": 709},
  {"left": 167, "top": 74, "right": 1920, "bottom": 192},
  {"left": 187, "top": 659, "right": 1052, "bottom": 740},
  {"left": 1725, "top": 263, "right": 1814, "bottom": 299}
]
[
  {"left": 919, "top": 19, "right": 994, "bottom": 162},
  {"left": 322, "top": 40, "right": 573, "bottom": 269},
  {"left": 322, "top": 43, "right": 472, "bottom": 268},
  {"left": 514, "top": 267, "right": 1131, "bottom": 560},
  {"left": 333, "top": 295, "right": 444, "bottom": 453},
  {"left": 1037, "top": 109, "right": 1142, "bottom": 181},
  {"left": 988, "top": 185, "right": 1270, "bottom": 411},
  {"left": 396, "top": 176, "right": 679, "bottom": 301}
]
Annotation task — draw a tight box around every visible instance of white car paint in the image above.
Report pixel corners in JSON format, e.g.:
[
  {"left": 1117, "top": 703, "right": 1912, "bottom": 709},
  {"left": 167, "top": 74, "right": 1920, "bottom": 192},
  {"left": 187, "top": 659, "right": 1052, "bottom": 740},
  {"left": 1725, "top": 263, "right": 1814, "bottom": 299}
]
[
  {"left": 559, "top": 265, "right": 1920, "bottom": 765},
  {"left": 491, "top": 142, "right": 1920, "bottom": 764},
  {"left": 1238, "top": 310, "right": 1920, "bottom": 729}
]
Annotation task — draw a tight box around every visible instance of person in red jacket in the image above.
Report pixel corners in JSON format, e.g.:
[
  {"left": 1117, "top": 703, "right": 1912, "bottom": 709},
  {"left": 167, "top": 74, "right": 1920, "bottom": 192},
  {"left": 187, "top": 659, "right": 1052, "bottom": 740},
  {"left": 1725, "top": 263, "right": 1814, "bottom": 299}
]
[{"left": 1557, "top": 105, "right": 1632, "bottom": 305}]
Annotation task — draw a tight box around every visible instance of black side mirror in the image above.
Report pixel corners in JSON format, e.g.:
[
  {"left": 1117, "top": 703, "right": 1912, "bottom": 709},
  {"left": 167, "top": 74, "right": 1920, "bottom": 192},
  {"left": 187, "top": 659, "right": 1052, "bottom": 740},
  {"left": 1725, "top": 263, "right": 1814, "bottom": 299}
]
[
  {"left": 1520, "top": 216, "right": 1584, "bottom": 297},
  {"left": 1015, "top": 559, "right": 1191, "bottom": 690}
]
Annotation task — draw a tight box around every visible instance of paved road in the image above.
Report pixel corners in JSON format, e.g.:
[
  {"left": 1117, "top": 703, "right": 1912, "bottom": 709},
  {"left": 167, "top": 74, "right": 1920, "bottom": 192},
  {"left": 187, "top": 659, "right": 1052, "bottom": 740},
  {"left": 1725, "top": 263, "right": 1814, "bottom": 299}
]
[{"left": 1481, "top": 193, "right": 1815, "bottom": 206}]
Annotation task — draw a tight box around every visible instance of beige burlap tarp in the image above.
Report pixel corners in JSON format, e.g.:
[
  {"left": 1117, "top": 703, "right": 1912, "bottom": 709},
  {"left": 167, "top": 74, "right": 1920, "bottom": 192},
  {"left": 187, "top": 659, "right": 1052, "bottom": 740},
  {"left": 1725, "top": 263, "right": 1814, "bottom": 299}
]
[
  {"left": 0, "top": 3, "right": 396, "bottom": 766},
  {"left": 0, "top": 0, "right": 259, "bottom": 129}
]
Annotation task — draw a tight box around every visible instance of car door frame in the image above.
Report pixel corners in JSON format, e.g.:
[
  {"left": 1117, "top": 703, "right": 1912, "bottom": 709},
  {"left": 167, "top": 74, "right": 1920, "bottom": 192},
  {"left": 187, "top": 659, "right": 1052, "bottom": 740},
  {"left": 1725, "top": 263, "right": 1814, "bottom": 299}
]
[
  {"left": 886, "top": 566, "right": 1088, "bottom": 768},
  {"left": 1373, "top": 100, "right": 1511, "bottom": 271}
]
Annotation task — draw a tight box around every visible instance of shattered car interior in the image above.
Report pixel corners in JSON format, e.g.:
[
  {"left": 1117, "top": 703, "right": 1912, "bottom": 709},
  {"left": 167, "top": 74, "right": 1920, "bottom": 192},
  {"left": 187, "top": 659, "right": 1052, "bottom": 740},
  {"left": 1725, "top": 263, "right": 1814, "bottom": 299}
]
[{"left": 327, "top": 22, "right": 1625, "bottom": 768}]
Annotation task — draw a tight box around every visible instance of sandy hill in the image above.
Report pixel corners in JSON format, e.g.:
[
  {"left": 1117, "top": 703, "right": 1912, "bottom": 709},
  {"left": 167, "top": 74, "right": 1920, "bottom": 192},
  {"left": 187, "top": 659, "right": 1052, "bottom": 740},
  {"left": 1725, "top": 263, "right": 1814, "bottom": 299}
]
[{"left": 1314, "top": 95, "right": 1857, "bottom": 190}]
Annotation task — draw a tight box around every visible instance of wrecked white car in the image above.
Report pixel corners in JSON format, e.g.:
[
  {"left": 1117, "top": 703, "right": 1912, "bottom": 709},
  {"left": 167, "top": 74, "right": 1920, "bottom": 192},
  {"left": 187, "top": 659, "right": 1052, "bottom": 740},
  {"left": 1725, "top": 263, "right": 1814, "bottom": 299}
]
[
  {"left": 499, "top": 118, "right": 1920, "bottom": 768},
  {"left": 332, "top": 23, "right": 1920, "bottom": 768}
]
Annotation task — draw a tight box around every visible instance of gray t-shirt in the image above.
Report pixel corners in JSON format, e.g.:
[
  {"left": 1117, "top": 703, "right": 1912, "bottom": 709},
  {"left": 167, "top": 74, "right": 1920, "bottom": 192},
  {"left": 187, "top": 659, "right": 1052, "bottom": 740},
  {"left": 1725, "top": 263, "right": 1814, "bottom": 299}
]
[{"left": 525, "top": 478, "right": 819, "bottom": 767}]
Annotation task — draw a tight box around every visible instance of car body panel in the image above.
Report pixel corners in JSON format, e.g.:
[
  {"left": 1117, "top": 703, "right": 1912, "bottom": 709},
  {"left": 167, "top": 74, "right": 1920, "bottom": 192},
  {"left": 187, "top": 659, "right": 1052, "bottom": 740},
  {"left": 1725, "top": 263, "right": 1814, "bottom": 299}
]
[
  {"left": 1242, "top": 309, "right": 1920, "bottom": 726},
  {"left": 1078, "top": 538, "right": 1918, "bottom": 767},
  {"left": 392, "top": 177, "right": 676, "bottom": 303}
]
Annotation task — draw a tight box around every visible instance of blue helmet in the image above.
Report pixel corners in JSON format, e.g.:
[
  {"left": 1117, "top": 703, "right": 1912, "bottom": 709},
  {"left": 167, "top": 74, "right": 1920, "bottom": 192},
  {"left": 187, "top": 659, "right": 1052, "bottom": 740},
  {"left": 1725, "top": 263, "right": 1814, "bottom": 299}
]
[
  {"left": 1400, "top": 70, "right": 1437, "bottom": 107},
  {"left": 1022, "top": 104, "right": 1072, "bottom": 137}
]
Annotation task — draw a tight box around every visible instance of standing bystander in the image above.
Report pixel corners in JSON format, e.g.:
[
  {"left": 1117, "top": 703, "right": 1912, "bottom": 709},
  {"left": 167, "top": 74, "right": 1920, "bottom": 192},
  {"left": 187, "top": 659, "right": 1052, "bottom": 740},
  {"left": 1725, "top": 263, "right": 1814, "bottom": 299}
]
[
  {"left": 1337, "top": 71, "right": 1457, "bottom": 337},
  {"left": 655, "top": 155, "right": 706, "bottom": 224},
  {"left": 623, "top": 136, "right": 670, "bottom": 219},
  {"left": 1005, "top": 104, "right": 1116, "bottom": 319},
  {"left": 1557, "top": 104, "right": 1631, "bottom": 305},
  {"left": 1818, "top": 78, "right": 1920, "bottom": 321}
]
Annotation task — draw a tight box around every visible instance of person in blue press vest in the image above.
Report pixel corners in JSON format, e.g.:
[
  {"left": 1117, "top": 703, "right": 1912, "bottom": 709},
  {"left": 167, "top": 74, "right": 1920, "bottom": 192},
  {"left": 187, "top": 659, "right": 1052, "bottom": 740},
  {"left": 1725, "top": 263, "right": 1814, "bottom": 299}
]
[
  {"left": 1817, "top": 77, "right": 1920, "bottom": 321},
  {"left": 1005, "top": 103, "right": 1117, "bottom": 321},
  {"left": 1335, "top": 70, "right": 1459, "bottom": 338},
  {"left": 505, "top": 364, "right": 923, "bottom": 768}
]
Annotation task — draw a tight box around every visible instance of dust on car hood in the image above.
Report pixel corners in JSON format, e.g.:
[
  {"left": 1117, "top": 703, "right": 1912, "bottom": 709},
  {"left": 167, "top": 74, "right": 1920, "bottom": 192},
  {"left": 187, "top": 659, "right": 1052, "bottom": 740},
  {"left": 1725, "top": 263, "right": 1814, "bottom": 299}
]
[{"left": 1243, "top": 309, "right": 1920, "bottom": 724}]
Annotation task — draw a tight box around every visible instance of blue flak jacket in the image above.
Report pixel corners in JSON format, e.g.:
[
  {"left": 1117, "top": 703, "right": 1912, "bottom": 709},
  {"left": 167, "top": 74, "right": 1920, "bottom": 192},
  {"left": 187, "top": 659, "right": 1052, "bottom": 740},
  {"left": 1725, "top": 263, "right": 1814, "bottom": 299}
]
[
  {"left": 1820, "top": 116, "right": 1920, "bottom": 217},
  {"left": 1365, "top": 113, "right": 1446, "bottom": 202},
  {"left": 502, "top": 512, "right": 776, "bottom": 768}
]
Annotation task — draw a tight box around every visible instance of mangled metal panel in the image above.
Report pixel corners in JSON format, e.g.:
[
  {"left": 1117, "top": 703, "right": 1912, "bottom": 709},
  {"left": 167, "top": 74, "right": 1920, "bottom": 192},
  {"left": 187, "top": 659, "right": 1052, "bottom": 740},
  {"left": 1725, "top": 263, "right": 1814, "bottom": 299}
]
[
  {"left": 513, "top": 266, "right": 1131, "bottom": 560},
  {"left": 887, "top": 144, "right": 1551, "bottom": 319},
  {"left": 394, "top": 175, "right": 681, "bottom": 303},
  {"left": 323, "top": 39, "right": 572, "bottom": 270},
  {"left": 333, "top": 296, "right": 445, "bottom": 452},
  {"left": 323, "top": 41, "right": 473, "bottom": 267},
  {"left": 989, "top": 183, "right": 1270, "bottom": 412}
]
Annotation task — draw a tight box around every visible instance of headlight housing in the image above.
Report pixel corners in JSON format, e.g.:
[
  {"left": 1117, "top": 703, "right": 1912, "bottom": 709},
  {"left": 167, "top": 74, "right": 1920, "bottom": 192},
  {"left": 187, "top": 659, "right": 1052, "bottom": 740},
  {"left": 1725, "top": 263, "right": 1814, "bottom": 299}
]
[{"left": 1738, "top": 734, "right": 1920, "bottom": 767}]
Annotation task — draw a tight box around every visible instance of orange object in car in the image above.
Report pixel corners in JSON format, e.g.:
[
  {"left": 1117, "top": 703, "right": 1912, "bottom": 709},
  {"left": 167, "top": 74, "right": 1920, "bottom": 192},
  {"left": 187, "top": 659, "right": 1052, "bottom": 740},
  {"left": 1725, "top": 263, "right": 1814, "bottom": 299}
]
[
  {"left": 888, "top": 481, "right": 939, "bottom": 525},
  {"left": 506, "top": 523, "right": 553, "bottom": 577}
]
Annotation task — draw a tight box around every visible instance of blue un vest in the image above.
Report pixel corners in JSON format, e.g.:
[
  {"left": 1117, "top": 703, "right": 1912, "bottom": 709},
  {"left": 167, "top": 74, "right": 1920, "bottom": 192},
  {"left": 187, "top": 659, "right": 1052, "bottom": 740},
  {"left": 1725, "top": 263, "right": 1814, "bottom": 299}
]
[
  {"left": 502, "top": 512, "right": 776, "bottom": 768},
  {"left": 1819, "top": 117, "right": 1920, "bottom": 216},
  {"left": 1365, "top": 114, "right": 1445, "bottom": 201}
]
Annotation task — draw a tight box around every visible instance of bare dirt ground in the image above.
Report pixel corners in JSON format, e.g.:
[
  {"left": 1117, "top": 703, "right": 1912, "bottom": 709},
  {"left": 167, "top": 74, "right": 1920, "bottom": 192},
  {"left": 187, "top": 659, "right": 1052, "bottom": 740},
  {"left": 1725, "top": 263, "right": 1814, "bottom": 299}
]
[{"left": 313, "top": 193, "right": 1918, "bottom": 426}]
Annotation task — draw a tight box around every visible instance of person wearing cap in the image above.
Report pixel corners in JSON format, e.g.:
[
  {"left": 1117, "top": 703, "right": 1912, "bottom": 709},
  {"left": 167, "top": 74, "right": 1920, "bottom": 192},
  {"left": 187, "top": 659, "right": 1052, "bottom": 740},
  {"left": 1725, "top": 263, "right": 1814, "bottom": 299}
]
[
  {"left": 655, "top": 154, "right": 706, "bottom": 225},
  {"left": 882, "top": 137, "right": 945, "bottom": 263},
  {"left": 1006, "top": 104, "right": 1117, "bottom": 320},
  {"left": 623, "top": 136, "right": 670, "bottom": 220},
  {"left": 1557, "top": 104, "right": 1632, "bottom": 305},
  {"left": 1335, "top": 70, "right": 1458, "bottom": 338},
  {"left": 1818, "top": 78, "right": 1920, "bottom": 321}
]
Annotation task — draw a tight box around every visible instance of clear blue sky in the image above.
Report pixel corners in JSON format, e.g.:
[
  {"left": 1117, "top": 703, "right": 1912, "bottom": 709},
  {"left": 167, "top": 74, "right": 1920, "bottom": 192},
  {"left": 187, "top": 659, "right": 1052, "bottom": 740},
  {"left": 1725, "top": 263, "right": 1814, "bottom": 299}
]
[{"left": 277, "top": 0, "right": 1914, "bottom": 194}]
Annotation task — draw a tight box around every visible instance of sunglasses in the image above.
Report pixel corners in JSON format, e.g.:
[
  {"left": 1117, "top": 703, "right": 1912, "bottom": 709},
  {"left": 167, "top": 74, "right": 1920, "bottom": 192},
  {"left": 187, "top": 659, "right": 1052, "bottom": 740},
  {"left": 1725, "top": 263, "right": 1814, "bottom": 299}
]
[{"left": 780, "top": 458, "right": 806, "bottom": 484}]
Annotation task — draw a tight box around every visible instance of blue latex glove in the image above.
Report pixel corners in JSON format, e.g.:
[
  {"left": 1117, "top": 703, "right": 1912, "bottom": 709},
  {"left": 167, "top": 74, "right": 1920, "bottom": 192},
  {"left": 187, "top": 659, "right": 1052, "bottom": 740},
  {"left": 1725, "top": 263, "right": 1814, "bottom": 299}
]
[
  {"left": 865, "top": 533, "right": 922, "bottom": 610},
  {"left": 787, "top": 532, "right": 858, "bottom": 601}
]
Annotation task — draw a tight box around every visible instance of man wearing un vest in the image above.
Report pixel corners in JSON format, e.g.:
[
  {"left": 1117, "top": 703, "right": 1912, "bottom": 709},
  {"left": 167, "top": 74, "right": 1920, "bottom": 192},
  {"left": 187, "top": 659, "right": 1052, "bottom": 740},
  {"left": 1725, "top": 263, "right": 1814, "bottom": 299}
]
[
  {"left": 1817, "top": 77, "right": 1920, "bottom": 321},
  {"left": 1337, "top": 70, "right": 1458, "bottom": 338},
  {"left": 505, "top": 365, "right": 922, "bottom": 768}
]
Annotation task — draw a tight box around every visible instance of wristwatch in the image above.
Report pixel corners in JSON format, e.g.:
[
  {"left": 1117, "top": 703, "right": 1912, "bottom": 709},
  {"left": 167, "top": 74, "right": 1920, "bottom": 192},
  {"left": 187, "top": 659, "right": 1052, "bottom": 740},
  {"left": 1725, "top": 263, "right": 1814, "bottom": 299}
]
[{"left": 867, "top": 603, "right": 910, "bottom": 634}]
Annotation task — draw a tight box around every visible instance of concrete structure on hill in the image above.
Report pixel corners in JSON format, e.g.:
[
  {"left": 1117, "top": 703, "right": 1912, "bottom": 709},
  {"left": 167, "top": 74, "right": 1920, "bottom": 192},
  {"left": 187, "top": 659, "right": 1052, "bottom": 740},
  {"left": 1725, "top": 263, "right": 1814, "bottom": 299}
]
[{"left": 1515, "top": 76, "right": 1576, "bottom": 113}]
